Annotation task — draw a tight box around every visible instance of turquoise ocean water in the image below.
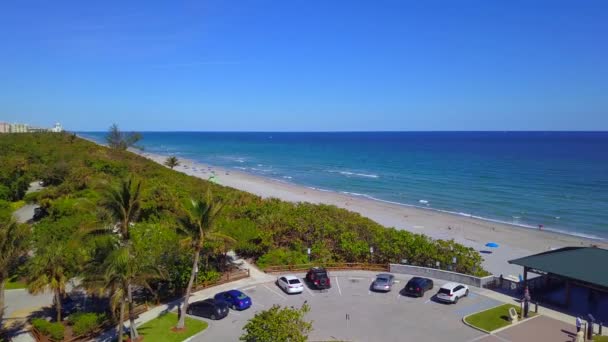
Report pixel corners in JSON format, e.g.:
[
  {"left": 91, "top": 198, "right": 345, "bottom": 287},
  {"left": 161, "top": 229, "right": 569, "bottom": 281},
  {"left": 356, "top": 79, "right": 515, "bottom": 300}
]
[{"left": 81, "top": 132, "right": 608, "bottom": 240}]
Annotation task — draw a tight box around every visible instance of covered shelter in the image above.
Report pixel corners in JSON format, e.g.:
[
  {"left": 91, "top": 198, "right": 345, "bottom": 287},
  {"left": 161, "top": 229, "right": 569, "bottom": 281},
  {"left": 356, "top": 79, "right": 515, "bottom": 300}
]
[{"left": 509, "top": 247, "right": 608, "bottom": 320}]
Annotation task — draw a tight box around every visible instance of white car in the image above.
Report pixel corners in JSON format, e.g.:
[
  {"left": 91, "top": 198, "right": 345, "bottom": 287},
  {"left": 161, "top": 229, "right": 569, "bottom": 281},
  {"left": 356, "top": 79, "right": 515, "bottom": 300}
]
[
  {"left": 276, "top": 275, "right": 304, "bottom": 294},
  {"left": 436, "top": 282, "right": 469, "bottom": 304}
]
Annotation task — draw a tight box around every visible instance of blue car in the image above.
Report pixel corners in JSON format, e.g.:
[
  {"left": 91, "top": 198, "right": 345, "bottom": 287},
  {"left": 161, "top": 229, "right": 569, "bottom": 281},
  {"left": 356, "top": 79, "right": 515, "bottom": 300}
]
[{"left": 214, "top": 290, "right": 252, "bottom": 310}]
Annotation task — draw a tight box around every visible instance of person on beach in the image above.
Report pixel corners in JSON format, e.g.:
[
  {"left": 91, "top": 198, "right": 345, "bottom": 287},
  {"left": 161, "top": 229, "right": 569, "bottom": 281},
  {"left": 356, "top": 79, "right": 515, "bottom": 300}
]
[{"left": 576, "top": 316, "right": 582, "bottom": 332}]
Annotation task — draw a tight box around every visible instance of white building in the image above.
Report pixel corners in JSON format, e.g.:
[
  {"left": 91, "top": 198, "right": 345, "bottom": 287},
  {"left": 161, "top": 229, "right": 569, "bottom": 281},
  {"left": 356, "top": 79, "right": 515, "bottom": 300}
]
[
  {"left": 0, "top": 122, "right": 9, "bottom": 133},
  {"left": 51, "top": 122, "right": 63, "bottom": 133},
  {"left": 10, "top": 123, "right": 29, "bottom": 133}
]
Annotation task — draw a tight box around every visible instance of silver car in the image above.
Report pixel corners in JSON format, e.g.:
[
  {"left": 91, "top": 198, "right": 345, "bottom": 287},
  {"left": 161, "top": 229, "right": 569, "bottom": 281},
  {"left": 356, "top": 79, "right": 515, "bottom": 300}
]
[{"left": 371, "top": 273, "right": 395, "bottom": 292}]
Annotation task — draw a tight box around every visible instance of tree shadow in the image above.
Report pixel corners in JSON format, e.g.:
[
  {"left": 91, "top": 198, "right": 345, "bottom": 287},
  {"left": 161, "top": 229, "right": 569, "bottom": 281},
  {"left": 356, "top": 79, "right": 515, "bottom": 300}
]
[{"left": 0, "top": 319, "right": 26, "bottom": 340}]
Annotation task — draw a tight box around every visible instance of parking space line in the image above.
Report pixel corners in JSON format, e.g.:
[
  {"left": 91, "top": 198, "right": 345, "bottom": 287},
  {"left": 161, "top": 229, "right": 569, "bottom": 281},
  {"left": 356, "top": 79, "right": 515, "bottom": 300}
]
[
  {"left": 335, "top": 277, "right": 342, "bottom": 296},
  {"left": 304, "top": 284, "right": 315, "bottom": 297},
  {"left": 253, "top": 302, "right": 266, "bottom": 308},
  {"left": 230, "top": 311, "right": 242, "bottom": 316},
  {"left": 466, "top": 334, "right": 491, "bottom": 342},
  {"left": 240, "top": 286, "right": 256, "bottom": 291},
  {"left": 262, "top": 284, "right": 287, "bottom": 300}
]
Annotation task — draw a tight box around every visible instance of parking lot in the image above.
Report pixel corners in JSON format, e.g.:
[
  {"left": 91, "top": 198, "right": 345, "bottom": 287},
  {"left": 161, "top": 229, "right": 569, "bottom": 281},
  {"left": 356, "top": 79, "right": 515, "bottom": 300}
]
[{"left": 189, "top": 271, "right": 501, "bottom": 342}]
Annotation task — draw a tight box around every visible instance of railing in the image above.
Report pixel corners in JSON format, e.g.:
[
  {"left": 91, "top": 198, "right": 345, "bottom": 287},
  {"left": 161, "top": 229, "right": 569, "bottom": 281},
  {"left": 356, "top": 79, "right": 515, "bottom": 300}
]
[
  {"left": 192, "top": 268, "right": 250, "bottom": 292},
  {"left": 263, "top": 262, "right": 389, "bottom": 273}
]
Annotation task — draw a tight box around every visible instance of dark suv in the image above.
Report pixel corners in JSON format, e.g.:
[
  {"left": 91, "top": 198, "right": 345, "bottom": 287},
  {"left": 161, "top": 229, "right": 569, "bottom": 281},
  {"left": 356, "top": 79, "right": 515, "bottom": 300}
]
[
  {"left": 305, "top": 267, "right": 331, "bottom": 289},
  {"left": 403, "top": 277, "right": 434, "bottom": 297}
]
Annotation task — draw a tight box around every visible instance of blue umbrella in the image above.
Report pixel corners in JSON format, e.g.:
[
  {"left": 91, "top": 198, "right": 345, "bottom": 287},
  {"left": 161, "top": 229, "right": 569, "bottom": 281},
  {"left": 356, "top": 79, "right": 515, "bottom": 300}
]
[{"left": 485, "top": 242, "right": 499, "bottom": 248}]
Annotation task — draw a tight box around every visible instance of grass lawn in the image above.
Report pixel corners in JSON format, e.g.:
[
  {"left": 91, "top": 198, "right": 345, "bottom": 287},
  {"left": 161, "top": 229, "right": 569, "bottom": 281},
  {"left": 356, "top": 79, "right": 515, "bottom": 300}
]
[
  {"left": 4, "top": 276, "right": 27, "bottom": 289},
  {"left": 135, "top": 312, "right": 207, "bottom": 342},
  {"left": 594, "top": 336, "right": 608, "bottom": 342},
  {"left": 464, "top": 304, "right": 535, "bottom": 332}
]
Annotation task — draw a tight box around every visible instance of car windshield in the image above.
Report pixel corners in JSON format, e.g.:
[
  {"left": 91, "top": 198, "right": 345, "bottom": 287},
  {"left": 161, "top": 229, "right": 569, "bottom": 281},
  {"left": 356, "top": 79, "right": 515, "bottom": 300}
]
[
  {"left": 438, "top": 288, "right": 451, "bottom": 295},
  {"left": 376, "top": 277, "right": 389, "bottom": 283},
  {"left": 288, "top": 279, "right": 301, "bottom": 284},
  {"left": 236, "top": 293, "right": 248, "bottom": 299}
]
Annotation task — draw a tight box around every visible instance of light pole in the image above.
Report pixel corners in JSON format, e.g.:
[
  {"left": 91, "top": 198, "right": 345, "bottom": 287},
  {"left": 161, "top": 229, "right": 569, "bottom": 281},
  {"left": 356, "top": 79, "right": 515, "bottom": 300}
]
[
  {"left": 307, "top": 248, "right": 311, "bottom": 263},
  {"left": 369, "top": 246, "right": 374, "bottom": 264}
]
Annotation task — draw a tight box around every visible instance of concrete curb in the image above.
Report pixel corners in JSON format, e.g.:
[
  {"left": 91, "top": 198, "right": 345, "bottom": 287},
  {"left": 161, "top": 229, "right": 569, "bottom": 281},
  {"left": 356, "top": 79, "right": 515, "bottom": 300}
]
[{"left": 462, "top": 304, "right": 541, "bottom": 335}]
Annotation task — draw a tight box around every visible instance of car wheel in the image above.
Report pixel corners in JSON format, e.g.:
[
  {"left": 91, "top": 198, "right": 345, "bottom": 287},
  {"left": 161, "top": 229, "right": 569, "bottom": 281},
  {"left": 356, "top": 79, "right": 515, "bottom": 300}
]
[
  {"left": 211, "top": 314, "right": 216, "bottom": 320},
  {"left": 454, "top": 296, "right": 459, "bottom": 304},
  {"left": 231, "top": 304, "right": 236, "bottom": 310},
  {"left": 465, "top": 289, "right": 469, "bottom": 297},
  {"left": 420, "top": 290, "right": 425, "bottom": 298}
]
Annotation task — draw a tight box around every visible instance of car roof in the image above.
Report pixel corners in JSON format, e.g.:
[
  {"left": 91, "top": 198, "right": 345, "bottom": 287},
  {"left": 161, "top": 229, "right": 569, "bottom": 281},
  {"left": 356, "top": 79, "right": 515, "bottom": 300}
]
[
  {"left": 226, "top": 289, "right": 244, "bottom": 296},
  {"left": 310, "top": 267, "right": 327, "bottom": 272},
  {"left": 283, "top": 275, "right": 300, "bottom": 281},
  {"left": 440, "top": 282, "right": 464, "bottom": 290},
  {"left": 409, "top": 277, "right": 430, "bottom": 283},
  {"left": 376, "top": 273, "right": 393, "bottom": 278}
]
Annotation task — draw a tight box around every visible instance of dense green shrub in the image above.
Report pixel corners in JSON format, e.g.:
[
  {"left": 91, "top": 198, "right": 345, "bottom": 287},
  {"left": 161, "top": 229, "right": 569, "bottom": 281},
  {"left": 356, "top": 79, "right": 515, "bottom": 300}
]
[
  {"left": 31, "top": 318, "right": 65, "bottom": 341},
  {"left": 68, "top": 312, "right": 106, "bottom": 336},
  {"left": 257, "top": 248, "right": 309, "bottom": 268},
  {"left": 0, "top": 133, "right": 488, "bottom": 277}
]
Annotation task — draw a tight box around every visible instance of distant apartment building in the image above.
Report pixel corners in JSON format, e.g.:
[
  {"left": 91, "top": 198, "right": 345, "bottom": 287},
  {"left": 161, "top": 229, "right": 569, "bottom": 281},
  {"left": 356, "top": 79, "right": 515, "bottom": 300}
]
[
  {"left": 1, "top": 121, "right": 64, "bottom": 133},
  {"left": 10, "top": 123, "right": 29, "bottom": 133}
]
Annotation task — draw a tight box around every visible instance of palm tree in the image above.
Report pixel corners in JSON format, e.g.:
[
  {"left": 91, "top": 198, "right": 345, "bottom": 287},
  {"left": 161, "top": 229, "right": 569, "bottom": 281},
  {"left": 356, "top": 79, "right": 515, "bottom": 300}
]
[
  {"left": 101, "top": 178, "right": 142, "bottom": 338},
  {"left": 103, "top": 178, "right": 142, "bottom": 241},
  {"left": 164, "top": 156, "right": 180, "bottom": 170},
  {"left": 101, "top": 246, "right": 165, "bottom": 342},
  {"left": 175, "top": 189, "right": 225, "bottom": 330},
  {"left": 26, "top": 240, "right": 72, "bottom": 322},
  {"left": 0, "top": 220, "right": 28, "bottom": 322}
]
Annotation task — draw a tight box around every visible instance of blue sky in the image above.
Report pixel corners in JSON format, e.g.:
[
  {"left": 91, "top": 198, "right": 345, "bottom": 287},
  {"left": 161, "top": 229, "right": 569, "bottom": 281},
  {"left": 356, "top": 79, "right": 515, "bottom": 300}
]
[{"left": 0, "top": 0, "right": 607, "bottom": 131}]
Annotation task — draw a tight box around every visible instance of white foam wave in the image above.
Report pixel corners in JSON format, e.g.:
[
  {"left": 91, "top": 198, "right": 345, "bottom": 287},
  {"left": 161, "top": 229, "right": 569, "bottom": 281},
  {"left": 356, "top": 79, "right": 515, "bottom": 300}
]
[
  {"left": 327, "top": 170, "right": 379, "bottom": 179},
  {"left": 282, "top": 176, "right": 293, "bottom": 179}
]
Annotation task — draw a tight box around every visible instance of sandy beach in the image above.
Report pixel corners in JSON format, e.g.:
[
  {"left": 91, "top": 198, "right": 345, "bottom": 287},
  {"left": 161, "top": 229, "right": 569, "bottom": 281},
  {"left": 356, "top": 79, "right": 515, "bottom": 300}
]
[{"left": 135, "top": 149, "right": 607, "bottom": 276}]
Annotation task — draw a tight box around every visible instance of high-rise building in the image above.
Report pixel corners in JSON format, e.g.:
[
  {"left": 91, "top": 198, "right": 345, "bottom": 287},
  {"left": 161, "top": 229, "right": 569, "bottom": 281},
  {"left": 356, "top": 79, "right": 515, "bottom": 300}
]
[
  {"left": 10, "top": 123, "right": 29, "bottom": 133},
  {"left": 0, "top": 122, "right": 9, "bottom": 133}
]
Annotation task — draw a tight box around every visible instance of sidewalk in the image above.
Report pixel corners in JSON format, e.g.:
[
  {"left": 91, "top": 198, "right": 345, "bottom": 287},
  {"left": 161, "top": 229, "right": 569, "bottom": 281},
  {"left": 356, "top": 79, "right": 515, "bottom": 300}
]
[
  {"left": 97, "top": 257, "right": 274, "bottom": 342},
  {"left": 478, "top": 288, "right": 608, "bottom": 336}
]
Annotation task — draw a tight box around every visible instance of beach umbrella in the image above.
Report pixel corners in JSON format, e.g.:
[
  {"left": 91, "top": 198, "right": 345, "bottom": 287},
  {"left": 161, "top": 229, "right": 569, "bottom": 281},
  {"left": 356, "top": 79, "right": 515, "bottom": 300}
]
[{"left": 485, "top": 242, "right": 499, "bottom": 248}]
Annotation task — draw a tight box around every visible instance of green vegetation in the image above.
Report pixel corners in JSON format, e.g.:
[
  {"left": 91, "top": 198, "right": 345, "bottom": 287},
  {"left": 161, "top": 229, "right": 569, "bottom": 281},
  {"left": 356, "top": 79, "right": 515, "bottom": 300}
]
[
  {"left": 4, "top": 276, "right": 26, "bottom": 290},
  {"left": 32, "top": 318, "right": 65, "bottom": 341},
  {"left": 0, "top": 131, "right": 488, "bottom": 339},
  {"left": 67, "top": 312, "right": 106, "bottom": 336},
  {"left": 135, "top": 312, "right": 207, "bottom": 342},
  {"left": 594, "top": 335, "right": 608, "bottom": 341},
  {"left": 106, "top": 123, "right": 141, "bottom": 150},
  {"left": 241, "top": 303, "right": 312, "bottom": 342},
  {"left": 464, "top": 304, "right": 533, "bottom": 332},
  {"left": 164, "top": 156, "right": 180, "bottom": 170}
]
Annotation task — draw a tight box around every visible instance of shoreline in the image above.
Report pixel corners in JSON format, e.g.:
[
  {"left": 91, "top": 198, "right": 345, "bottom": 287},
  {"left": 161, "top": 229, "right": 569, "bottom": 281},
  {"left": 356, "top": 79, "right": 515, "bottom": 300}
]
[
  {"left": 129, "top": 148, "right": 607, "bottom": 276},
  {"left": 77, "top": 135, "right": 607, "bottom": 275}
]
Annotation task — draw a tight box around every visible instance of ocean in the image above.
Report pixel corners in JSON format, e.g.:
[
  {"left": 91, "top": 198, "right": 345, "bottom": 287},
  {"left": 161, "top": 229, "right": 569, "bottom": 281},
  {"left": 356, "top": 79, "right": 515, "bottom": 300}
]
[{"left": 81, "top": 131, "right": 608, "bottom": 240}]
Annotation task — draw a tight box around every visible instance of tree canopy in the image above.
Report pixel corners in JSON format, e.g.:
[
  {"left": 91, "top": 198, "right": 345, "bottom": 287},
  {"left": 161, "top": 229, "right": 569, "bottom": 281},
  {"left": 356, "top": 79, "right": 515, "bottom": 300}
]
[
  {"left": 240, "top": 303, "right": 312, "bottom": 342},
  {"left": 106, "top": 124, "right": 142, "bottom": 151}
]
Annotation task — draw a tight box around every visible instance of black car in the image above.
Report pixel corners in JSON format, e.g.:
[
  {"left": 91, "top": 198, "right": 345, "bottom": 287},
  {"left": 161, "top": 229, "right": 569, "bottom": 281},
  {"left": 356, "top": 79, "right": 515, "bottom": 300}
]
[
  {"left": 305, "top": 267, "right": 331, "bottom": 289},
  {"left": 187, "top": 299, "right": 229, "bottom": 320},
  {"left": 403, "top": 277, "right": 434, "bottom": 297}
]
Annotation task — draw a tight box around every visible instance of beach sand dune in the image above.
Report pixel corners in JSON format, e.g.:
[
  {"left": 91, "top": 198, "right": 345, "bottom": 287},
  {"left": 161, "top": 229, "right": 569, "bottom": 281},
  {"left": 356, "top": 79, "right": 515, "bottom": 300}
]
[{"left": 142, "top": 151, "right": 607, "bottom": 276}]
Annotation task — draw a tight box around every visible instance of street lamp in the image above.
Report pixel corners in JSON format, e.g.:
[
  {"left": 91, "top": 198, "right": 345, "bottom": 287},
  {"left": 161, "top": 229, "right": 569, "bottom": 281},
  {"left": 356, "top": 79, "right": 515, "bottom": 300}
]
[
  {"left": 307, "top": 248, "right": 311, "bottom": 262},
  {"left": 369, "top": 246, "right": 374, "bottom": 263}
]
